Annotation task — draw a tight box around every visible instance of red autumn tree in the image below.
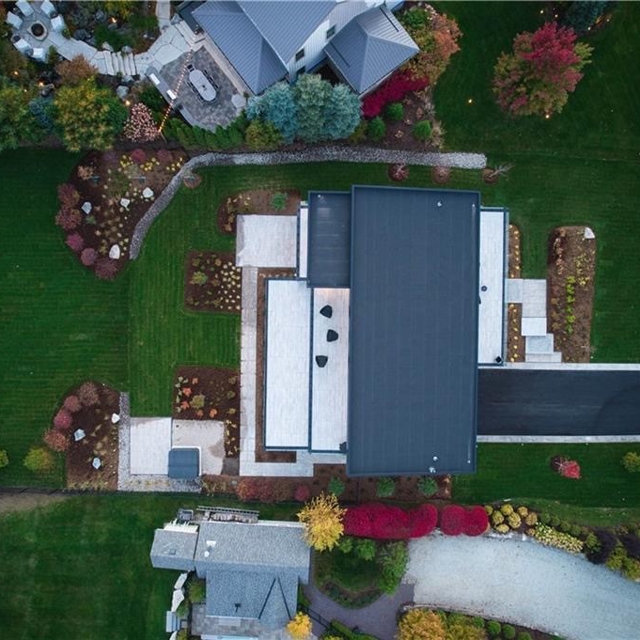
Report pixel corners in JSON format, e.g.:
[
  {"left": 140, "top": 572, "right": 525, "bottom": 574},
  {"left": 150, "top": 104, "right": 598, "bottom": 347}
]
[{"left": 493, "top": 22, "right": 592, "bottom": 117}]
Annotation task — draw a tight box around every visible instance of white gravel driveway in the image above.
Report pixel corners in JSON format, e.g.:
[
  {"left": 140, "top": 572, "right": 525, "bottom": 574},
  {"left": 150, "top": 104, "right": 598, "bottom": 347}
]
[{"left": 407, "top": 534, "right": 640, "bottom": 640}]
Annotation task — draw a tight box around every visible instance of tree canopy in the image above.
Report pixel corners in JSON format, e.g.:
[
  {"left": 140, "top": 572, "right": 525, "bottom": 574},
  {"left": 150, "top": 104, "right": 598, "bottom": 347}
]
[{"left": 297, "top": 492, "right": 346, "bottom": 551}]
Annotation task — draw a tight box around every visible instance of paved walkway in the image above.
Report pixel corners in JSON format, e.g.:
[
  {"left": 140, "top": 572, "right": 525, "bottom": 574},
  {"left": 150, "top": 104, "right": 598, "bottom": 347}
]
[
  {"left": 407, "top": 534, "right": 640, "bottom": 640},
  {"left": 305, "top": 582, "right": 414, "bottom": 640}
]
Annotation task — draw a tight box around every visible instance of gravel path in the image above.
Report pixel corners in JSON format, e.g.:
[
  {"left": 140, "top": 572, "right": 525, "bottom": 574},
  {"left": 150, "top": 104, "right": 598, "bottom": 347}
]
[
  {"left": 304, "top": 582, "right": 414, "bottom": 640},
  {"left": 407, "top": 534, "right": 640, "bottom": 640},
  {"left": 129, "top": 146, "right": 486, "bottom": 259}
]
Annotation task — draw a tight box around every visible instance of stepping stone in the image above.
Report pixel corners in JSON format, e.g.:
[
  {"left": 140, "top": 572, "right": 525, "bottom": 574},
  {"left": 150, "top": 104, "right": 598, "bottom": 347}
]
[
  {"left": 525, "top": 334, "right": 554, "bottom": 354},
  {"left": 73, "top": 429, "right": 86, "bottom": 442},
  {"left": 525, "top": 352, "right": 563, "bottom": 363},
  {"left": 327, "top": 329, "right": 339, "bottom": 342},
  {"left": 505, "top": 278, "right": 523, "bottom": 303},
  {"left": 319, "top": 305, "right": 333, "bottom": 318},
  {"left": 521, "top": 317, "right": 547, "bottom": 337},
  {"left": 315, "top": 355, "right": 328, "bottom": 368}
]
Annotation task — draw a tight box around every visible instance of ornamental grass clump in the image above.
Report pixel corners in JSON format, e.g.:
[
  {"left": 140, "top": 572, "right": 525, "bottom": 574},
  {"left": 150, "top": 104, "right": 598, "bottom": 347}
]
[{"left": 530, "top": 524, "right": 584, "bottom": 554}]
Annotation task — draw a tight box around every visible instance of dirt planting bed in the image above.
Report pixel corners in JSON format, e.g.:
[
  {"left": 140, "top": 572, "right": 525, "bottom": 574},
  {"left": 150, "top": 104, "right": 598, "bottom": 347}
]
[
  {"left": 507, "top": 224, "right": 524, "bottom": 363},
  {"left": 547, "top": 226, "right": 596, "bottom": 362},
  {"left": 184, "top": 251, "right": 241, "bottom": 313},
  {"left": 217, "top": 189, "right": 300, "bottom": 235}
]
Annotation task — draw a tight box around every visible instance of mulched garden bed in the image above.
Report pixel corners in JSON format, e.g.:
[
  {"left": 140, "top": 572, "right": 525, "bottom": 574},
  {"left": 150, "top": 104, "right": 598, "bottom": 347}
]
[
  {"left": 217, "top": 189, "right": 300, "bottom": 235},
  {"left": 64, "top": 381, "right": 120, "bottom": 490},
  {"left": 255, "top": 268, "right": 297, "bottom": 463},
  {"left": 507, "top": 224, "right": 524, "bottom": 363},
  {"left": 60, "top": 148, "right": 186, "bottom": 278},
  {"left": 184, "top": 251, "right": 241, "bottom": 313},
  {"left": 547, "top": 226, "right": 596, "bottom": 362},
  {"left": 172, "top": 366, "right": 240, "bottom": 458}
]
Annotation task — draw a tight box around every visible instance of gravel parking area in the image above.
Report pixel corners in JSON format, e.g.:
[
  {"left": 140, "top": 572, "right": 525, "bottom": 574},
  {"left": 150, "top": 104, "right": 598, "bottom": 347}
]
[{"left": 407, "top": 534, "right": 640, "bottom": 640}]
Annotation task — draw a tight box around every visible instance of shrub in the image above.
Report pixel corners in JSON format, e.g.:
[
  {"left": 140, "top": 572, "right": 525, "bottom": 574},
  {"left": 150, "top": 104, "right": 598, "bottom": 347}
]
[
  {"left": 388, "top": 163, "right": 410, "bottom": 182},
  {"left": 484, "top": 505, "right": 493, "bottom": 516},
  {"left": 130, "top": 148, "right": 147, "bottom": 165},
  {"left": 507, "top": 512, "right": 522, "bottom": 529},
  {"left": 500, "top": 503, "right": 514, "bottom": 516},
  {"left": 328, "top": 476, "right": 345, "bottom": 497},
  {"left": 464, "top": 506, "right": 489, "bottom": 536},
  {"left": 584, "top": 533, "right": 599, "bottom": 551},
  {"left": 123, "top": 103, "right": 159, "bottom": 142},
  {"left": 605, "top": 545, "right": 626, "bottom": 571},
  {"left": 287, "top": 612, "right": 312, "bottom": 640},
  {"left": 562, "top": 0, "right": 610, "bottom": 35},
  {"left": 367, "top": 117, "right": 386, "bottom": 141},
  {"left": 0, "top": 449, "right": 9, "bottom": 468},
  {"left": 493, "top": 22, "right": 593, "bottom": 117},
  {"left": 539, "top": 512, "right": 551, "bottom": 525},
  {"left": 531, "top": 524, "right": 584, "bottom": 554},
  {"left": 80, "top": 248, "right": 97, "bottom": 266},
  {"left": 585, "top": 529, "right": 618, "bottom": 564},
  {"left": 377, "top": 540, "right": 408, "bottom": 594},
  {"left": 269, "top": 479, "right": 293, "bottom": 502},
  {"left": 397, "top": 609, "right": 446, "bottom": 640},
  {"left": 55, "top": 55, "right": 97, "bottom": 85},
  {"left": 337, "top": 536, "right": 354, "bottom": 554},
  {"left": 417, "top": 476, "right": 438, "bottom": 497},
  {"left": 294, "top": 484, "right": 311, "bottom": 502},
  {"left": 408, "top": 503, "right": 438, "bottom": 537},
  {"left": 622, "top": 556, "right": 640, "bottom": 581},
  {"left": 412, "top": 120, "right": 432, "bottom": 142},
  {"left": 525, "top": 512, "right": 538, "bottom": 527},
  {"left": 491, "top": 511, "right": 504, "bottom": 526},
  {"left": 550, "top": 515, "right": 561, "bottom": 528},
  {"left": 516, "top": 506, "right": 529, "bottom": 517},
  {"left": 495, "top": 524, "right": 510, "bottom": 534},
  {"left": 53, "top": 408, "right": 73, "bottom": 431},
  {"left": 55, "top": 208, "right": 82, "bottom": 231},
  {"left": 43, "top": 429, "right": 69, "bottom": 452},
  {"left": 517, "top": 633, "right": 533, "bottom": 640},
  {"left": 236, "top": 477, "right": 261, "bottom": 501},
  {"left": 354, "top": 538, "right": 377, "bottom": 561},
  {"left": 502, "top": 624, "right": 516, "bottom": 640},
  {"left": 78, "top": 381, "right": 99, "bottom": 406},
  {"left": 157, "top": 148, "right": 173, "bottom": 164},
  {"left": 24, "top": 447, "right": 55, "bottom": 474},
  {"left": 440, "top": 505, "right": 465, "bottom": 536},
  {"left": 65, "top": 233, "right": 84, "bottom": 252},
  {"left": 362, "top": 70, "right": 429, "bottom": 118},
  {"left": 384, "top": 102, "right": 404, "bottom": 122},
  {"left": 270, "top": 192, "right": 288, "bottom": 212},
  {"left": 376, "top": 476, "right": 395, "bottom": 498},
  {"left": 344, "top": 503, "right": 437, "bottom": 539},
  {"left": 95, "top": 257, "right": 119, "bottom": 280},
  {"left": 486, "top": 620, "right": 501, "bottom": 637},
  {"left": 619, "top": 532, "right": 640, "bottom": 560},
  {"left": 559, "top": 520, "right": 572, "bottom": 533},
  {"left": 570, "top": 524, "right": 582, "bottom": 537},
  {"left": 622, "top": 451, "right": 640, "bottom": 473},
  {"left": 297, "top": 493, "right": 346, "bottom": 551}
]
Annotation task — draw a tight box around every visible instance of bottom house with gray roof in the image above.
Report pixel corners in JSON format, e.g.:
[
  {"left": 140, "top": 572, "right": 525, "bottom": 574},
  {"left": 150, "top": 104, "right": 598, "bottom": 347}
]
[{"left": 150, "top": 517, "right": 311, "bottom": 638}]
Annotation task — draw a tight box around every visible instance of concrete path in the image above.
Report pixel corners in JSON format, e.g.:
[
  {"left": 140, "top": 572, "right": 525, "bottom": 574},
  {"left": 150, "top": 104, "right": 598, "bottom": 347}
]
[
  {"left": 407, "top": 534, "right": 640, "bottom": 640},
  {"left": 305, "top": 582, "right": 414, "bottom": 640}
]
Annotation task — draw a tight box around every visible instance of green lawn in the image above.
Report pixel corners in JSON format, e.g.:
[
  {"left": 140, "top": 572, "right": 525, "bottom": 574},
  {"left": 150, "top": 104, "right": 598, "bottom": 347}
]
[
  {"left": 0, "top": 494, "right": 299, "bottom": 640},
  {"left": 0, "top": 150, "right": 130, "bottom": 487}
]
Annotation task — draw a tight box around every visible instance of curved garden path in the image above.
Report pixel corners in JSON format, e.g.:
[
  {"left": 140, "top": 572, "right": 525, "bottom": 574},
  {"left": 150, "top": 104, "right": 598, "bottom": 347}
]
[
  {"left": 407, "top": 534, "right": 640, "bottom": 640},
  {"left": 130, "top": 147, "right": 487, "bottom": 258}
]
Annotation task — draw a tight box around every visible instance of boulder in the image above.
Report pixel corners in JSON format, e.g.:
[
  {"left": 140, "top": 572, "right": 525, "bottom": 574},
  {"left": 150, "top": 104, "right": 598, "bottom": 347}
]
[
  {"left": 111, "top": 413, "right": 120, "bottom": 424},
  {"left": 94, "top": 9, "right": 106, "bottom": 23},
  {"left": 142, "top": 187, "right": 154, "bottom": 199},
  {"left": 120, "top": 197, "right": 130, "bottom": 209},
  {"left": 122, "top": 45, "right": 133, "bottom": 54},
  {"left": 109, "top": 244, "right": 121, "bottom": 260},
  {"left": 81, "top": 201, "right": 92, "bottom": 214},
  {"left": 584, "top": 227, "right": 595, "bottom": 240},
  {"left": 74, "top": 28, "right": 89, "bottom": 41},
  {"left": 102, "top": 41, "right": 114, "bottom": 52},
  {"left": 116, "top": 85, "right": 129, "bottom": 100}
]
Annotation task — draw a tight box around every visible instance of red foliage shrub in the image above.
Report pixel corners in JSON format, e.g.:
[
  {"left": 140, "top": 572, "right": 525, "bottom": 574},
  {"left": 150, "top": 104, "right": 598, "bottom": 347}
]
[
  {"left": 464, "top": 506, "right": 489, "bottom": 536},
  {"left": 63, "top": 395, "right": 81, "bottom": 413},
  {"left": 65, "top": 233, "right": 85, "bottom": 252},
  {"left": 236, "top": 477, "right": 261, "bottom": 501},
  {"left": 408, "top": 504, "right": 438, "bottom": 537},
  {"left": 43, "top": 429, "right": 69, "bottom": 452},
  {"left": 80, "top": 248, "right": 97, "bottom": 266},
  {"left": 440, "top": 504, "right": 466, "bottom": 536},
  {"left": 78, "top": 381, "right": 99, "bottom": 406},
  {"left": 130, "top": 148, "right": 147, "bottom": 165},
  {"left": 157, "top": 148, "right": 173, "bottom": 164},
  {"left": 551, "top": 455, "right": 582, "bottom": 479},
  {"left": 362, "top": 71, "right": 429, "bottom": 118},
  {"left": 294, "top": 484, "right": 311, "bottom": 502},
  {"left": 53, "top": 408, "right": 73, "bottom": 431},
  {"left": 95, "top": 257, "right": 118, "bottom": 280},
  {"left": 55, "top": 208, "right": 82, "bottom": 231},
  {"left": 57, "top": 183, "right": 80, "bottom": 209},
  {"left": 388, "top": 163, "right": 409, "bottom": 182}
]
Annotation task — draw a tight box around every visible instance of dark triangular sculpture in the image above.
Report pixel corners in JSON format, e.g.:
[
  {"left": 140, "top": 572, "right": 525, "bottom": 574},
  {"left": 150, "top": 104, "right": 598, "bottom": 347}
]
[
  {"left": 315, "top": 355, "right": 328, "bottom": 367},
  {"left": 319, "top": 305, "right": 333, "bottom": 318},
  {"left": 327, "top": 329, "right": 339, "bottom": 342}
]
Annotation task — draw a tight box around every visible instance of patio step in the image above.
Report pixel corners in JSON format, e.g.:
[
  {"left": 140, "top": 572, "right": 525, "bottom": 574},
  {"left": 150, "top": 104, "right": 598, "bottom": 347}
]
[
  {"left": 525, "top": 352, "right": 563, "bottom": 363},
  {"left": 103, "top": 50, "right": 114, "bottom": 75},
  {"left": 525, "top": 333, "right": 555, "bottom": 355}
]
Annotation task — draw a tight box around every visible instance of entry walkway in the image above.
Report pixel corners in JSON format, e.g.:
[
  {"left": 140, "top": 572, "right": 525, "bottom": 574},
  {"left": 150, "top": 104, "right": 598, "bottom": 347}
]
[{"left": 407, "top": 534, "right": 640, "bottom": 640}]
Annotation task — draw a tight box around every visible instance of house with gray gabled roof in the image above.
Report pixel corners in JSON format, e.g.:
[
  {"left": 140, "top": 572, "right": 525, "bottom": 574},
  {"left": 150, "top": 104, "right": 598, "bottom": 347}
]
[
  {"left": 150, "top": 516, "right": 311, "bottom": 638},
  {"left": 180, "top": 0, "right": 417, "bottom": 95}
]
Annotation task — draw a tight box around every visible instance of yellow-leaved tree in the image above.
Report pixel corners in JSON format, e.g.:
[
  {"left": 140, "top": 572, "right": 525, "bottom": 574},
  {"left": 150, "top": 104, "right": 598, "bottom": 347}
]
[
  {"left": 286, "top": 612, "right": 312, "bottom": 640},
  {"left": 297, "top": 492, "right": 345, "bottom": 551},
  {"left": 397, "top": 609, "right": 446, "bottom": 640}
]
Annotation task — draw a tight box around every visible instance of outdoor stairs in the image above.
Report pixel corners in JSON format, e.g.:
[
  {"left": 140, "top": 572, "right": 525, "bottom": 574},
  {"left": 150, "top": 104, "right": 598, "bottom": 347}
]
[
  {"left": 174, "top": 19, "right": 205, "bottom": 47},
  {"left": 102, "top": 51, "right": 138, "bottom": 77}
]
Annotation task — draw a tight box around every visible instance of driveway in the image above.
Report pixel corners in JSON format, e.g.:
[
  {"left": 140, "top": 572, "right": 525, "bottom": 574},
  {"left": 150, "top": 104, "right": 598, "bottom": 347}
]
[{"left": 407, "top": 534, "right": 640, "bottom": 640}]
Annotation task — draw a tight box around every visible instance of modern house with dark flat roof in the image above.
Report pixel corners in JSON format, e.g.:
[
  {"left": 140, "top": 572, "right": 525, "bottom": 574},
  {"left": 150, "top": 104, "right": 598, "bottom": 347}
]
[
  {"left": 236, "top": 185, "right": 509, "bottom": 477},
  {"left": 179, "top": 0, "right": 417, "bottom": 95}
]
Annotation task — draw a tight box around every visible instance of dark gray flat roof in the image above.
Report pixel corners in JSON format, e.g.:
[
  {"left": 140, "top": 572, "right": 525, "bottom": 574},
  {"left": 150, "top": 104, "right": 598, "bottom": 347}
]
[
  {"left": 307, "top": 191, "right": 351, "bottom": 288},
  {"left": 168, "top": 448, "right": 199, "bottom": 479},
  {"left": 346, "top": 186, "right": 480, "bottom": 476},
  {"left": 479, "top": 369, "right": 640, "bottom": 435}
]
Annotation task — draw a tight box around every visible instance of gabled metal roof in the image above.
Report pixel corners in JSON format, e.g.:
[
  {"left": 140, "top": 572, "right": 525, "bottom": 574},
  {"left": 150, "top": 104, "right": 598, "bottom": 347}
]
[
  {"left": 239, "top": 0, "right": 336, "bottom": 63},
  {"left": 346, "top": 186, "right": 480, "bottom": 476},
  {"left": 192, "top": 1, "right": 287, "bottom": 94},
  {"left": 325, "top": 4, "right": 418, "bottom": 94},
  {"left": 307, "top": 191, "right": 351, "bottom": 288}
]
